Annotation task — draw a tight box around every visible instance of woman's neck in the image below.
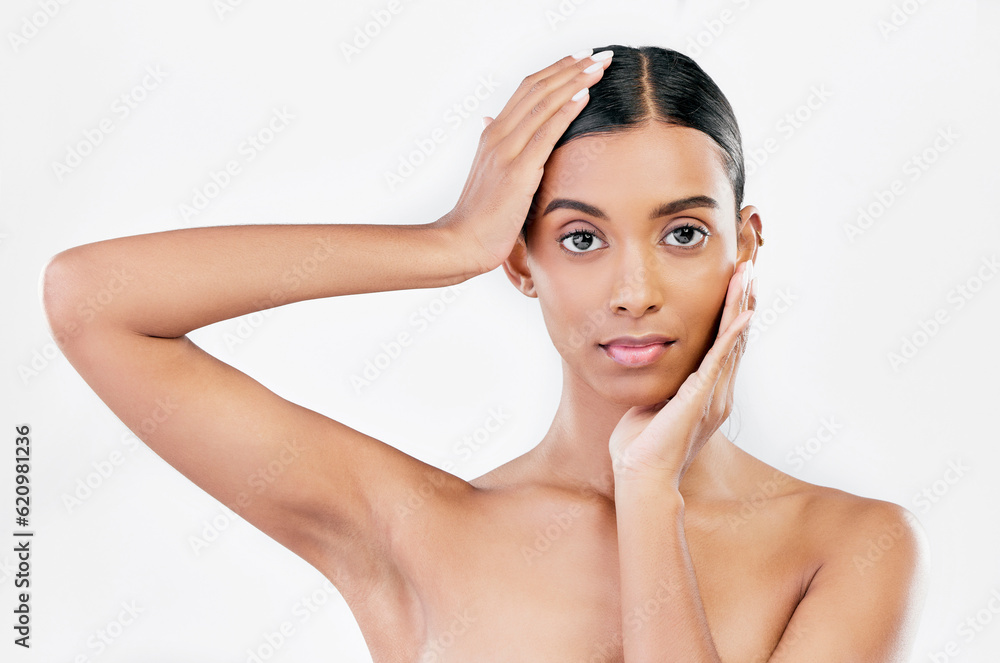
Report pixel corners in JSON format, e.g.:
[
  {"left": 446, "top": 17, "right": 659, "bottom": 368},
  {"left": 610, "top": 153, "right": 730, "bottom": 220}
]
[{"left": 480, "top": 363, "right": 742, "bottom": 503}]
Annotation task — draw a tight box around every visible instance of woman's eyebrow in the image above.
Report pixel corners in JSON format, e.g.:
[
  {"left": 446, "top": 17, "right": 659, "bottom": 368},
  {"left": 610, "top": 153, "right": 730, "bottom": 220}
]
[{"left": 542, "top": 195, "right": 719, "bottom": 220}]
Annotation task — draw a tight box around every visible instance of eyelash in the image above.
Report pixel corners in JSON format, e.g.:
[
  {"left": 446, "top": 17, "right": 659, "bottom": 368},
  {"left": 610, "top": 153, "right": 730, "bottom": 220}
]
[{"left": 556, "top": 223, "right": 711, "bottom": 256}]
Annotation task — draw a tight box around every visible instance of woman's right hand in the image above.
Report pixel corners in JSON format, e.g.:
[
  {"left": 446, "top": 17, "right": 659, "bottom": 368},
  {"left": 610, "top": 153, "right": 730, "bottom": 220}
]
[{"left": 434, "top": 48, "right": 615, "bottom": 275}]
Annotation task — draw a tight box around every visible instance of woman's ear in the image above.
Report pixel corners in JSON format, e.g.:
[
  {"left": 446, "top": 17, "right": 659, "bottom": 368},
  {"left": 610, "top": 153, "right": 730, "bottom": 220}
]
[
  {"left": 502, "top": 235, "right": 537, "bottom": 298},
  {"left": 737, "top": 205, "right": 763, "bottom": 263}
]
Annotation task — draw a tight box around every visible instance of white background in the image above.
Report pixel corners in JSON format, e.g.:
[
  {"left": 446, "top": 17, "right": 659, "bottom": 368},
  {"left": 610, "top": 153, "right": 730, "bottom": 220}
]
[{"left": 2, "top": 0, "right": 998, "bottom": 661}]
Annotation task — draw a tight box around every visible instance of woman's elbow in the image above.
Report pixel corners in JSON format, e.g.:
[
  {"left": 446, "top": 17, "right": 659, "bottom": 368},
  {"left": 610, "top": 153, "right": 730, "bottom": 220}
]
[{"left": 39, "top": 248, "right": 94, "bottom": 347}]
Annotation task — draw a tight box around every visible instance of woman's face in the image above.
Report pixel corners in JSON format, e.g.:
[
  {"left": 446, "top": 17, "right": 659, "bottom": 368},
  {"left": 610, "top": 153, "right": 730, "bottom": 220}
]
[{"left": 504, "top": 122, "right": 757, "bottom": 408}]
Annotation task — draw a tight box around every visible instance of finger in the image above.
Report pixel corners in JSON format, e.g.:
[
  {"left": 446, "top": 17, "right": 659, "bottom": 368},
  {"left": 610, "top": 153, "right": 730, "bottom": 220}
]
[
  {"left": 719, "top": 262, "right": 754, "bottom": 363},
  {"left": 489, "top": 49, "right": 597, "bottom": 129},
  {"left": 646, "top": 296, "right": 750, "bottom": 441},
  {"left": 714, "top": 292, "right": 757, "bottom": 419},
  {"left": 636, "top": 306, "right": 752, "bottom": 461},
  {"left": 695, "top": 261, "right": 754, "bottom": 396},
  {"left": 676, "top": 260, "right": 750, "bottom": 416},
  {"left": 692, "top": 305, "right": 755, "bottom": 407},
  {"left": 482, "top": 116, "right": 494, "bottom": 129},
  {"left": 504, "top": 53, "right": 613, "bottom": 161},
  {"left": 644, "top": 288, "right": 755, "bottom": 462},
  {"left": 640, "top": 316, "right": 743, "bottom": 444},
  {"left": 488, "top": 54, "right": 580, "bottom": 127},
  {"left": 719, "top": 309, "right": 754, "bottom": 409},
  {"left": 717, "top": 260, "right": 752, "bottom": 341}
]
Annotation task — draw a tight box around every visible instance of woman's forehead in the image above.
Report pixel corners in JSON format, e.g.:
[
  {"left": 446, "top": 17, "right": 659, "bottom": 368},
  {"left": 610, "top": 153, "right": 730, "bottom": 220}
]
[{"left": 538, "top": 125, "right": 734, "bottom": 212}]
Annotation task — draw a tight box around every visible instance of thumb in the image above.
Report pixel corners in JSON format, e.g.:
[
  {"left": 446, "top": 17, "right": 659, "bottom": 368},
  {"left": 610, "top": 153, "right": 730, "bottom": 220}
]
[{"left": 481, "top": 116, "right": 494, "bottom": 129}]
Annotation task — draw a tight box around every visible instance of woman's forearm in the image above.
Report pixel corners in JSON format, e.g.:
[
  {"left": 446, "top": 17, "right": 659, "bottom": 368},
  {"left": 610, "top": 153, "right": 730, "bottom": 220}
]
[
  {"left": 615, "top": 478, "right": 722, "bottom": 662},
  {"left": 43, "top": 221, "right": 478, "bottom": 339}
]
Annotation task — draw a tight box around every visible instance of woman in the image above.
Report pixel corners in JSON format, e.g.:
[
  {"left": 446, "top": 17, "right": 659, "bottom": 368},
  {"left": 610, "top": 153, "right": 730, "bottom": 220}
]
[{"left": 41, "top": 44, "right": 927, "bottom": 662}]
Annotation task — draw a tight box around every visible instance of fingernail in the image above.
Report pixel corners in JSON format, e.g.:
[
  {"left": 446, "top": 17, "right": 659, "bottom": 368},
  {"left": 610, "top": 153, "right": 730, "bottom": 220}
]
[
  {"left": 572, "top": 48, "right": 594, "bottom": 61},
  {"left": 750, "top": 275, "right": 758, "bottom": 299},
  {"left": 571, "top": 87, "right": 589, "bottom": 102},
  {"left": 742, "top": 261, "right": 753, "bottom": 292},
  {"left": 590, "top": 50, "right": 614, "bottom": 62},
  {"left": 583, "top": 61, "right": 604, "bottom": 74}
]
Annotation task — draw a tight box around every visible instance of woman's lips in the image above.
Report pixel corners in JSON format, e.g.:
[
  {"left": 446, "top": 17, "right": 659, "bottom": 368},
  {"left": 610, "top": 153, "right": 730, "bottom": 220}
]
[{"left": 600, "top": 341, "right": 674, "bottom": 367}]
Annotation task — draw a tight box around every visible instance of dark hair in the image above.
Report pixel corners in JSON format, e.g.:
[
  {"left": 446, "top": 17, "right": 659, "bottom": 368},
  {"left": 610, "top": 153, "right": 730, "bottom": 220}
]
[{"left": 523, "top": 45, "right": 745, "bottom": 239}]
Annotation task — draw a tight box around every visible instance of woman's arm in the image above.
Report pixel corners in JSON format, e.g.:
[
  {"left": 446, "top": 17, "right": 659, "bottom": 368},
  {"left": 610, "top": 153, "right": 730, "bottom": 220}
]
[
  {"left": 759, "top": 500, "right": 929, "bottom": 662},
  {"left": 609, "top": 260, "right": 756, "bottom": 662},
  {"left": 44, "top": 222, "right": 478, "bottom": 339},
  {"left": 609, "top": 261, "right": 927, "bottom": 661},
  {"left": 40, "top": 221, "right": 481, "bottom": 597},
  {"left": 41, "top": 48, "right": 615, "bottom": 603},
  {"left": 615, "top": 483, "right": 928, "bottom": 662},
  {"left": 615, "top": 479, "right": 719, "bottom": 660}
]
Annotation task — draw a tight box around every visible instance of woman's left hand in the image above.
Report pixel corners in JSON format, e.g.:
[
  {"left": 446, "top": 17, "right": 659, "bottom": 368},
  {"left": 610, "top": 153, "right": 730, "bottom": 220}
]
[{"left": 609, "top": 259, "right": 758, "bottom": 489}]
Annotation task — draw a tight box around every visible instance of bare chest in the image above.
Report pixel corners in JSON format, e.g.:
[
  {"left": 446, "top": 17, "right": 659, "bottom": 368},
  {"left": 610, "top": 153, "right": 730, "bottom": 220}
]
[{"left": 359, "top": 494, "right": 811, "bottom": 663}]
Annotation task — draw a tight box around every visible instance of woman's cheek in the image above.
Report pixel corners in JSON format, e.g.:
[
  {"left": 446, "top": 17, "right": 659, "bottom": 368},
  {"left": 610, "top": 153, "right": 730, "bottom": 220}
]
[
  {"left": 536, "top": 279, "right": 605, "bottom": 357},
  {"left": 687, "top": 279, "right": 729, "bottom": 355}
]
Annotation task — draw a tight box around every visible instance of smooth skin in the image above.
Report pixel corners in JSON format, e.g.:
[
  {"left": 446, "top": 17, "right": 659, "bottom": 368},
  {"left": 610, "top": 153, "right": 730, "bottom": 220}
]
[{"left": 42, "top": 50, "right": 928, "bottom": 662}]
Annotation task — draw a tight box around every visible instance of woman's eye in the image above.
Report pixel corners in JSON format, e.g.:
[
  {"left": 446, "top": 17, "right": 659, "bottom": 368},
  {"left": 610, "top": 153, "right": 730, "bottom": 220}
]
[
  {"left": 559, "top": 230, "right": 605, "bottom": 254},
  {"left": 664, "top": 224, "right": 709, "bottom": 247}
]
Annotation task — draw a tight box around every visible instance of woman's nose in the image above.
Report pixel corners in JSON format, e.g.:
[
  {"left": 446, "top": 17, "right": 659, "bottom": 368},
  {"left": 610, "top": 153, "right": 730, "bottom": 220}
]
[{"left": 608, "top": 248, "right": 664, "bottom": 317}]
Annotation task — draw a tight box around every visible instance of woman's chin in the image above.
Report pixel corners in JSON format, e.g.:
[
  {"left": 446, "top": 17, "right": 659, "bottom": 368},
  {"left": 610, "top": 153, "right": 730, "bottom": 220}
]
[
  {"left": 560, "top": 345, "right": 697, "bottom": 407},
  {"left": 590, "top": 372, "right": 683, "bottom": 409}
]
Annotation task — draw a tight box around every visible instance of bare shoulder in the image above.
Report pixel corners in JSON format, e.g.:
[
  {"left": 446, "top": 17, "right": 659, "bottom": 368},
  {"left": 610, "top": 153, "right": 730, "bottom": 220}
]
[
  {"left": 738, "top": 445, "right": 916, "bottom": 522},
  {"left": 728, "top": 449, "right": 929, "bottom": 577},
  {"left": 729, "top": 457, "right": 932, "bottom": 658},
  {"left": 787, "top": 475, "right": 925, "bottom": 559},
  {"left": 744, "top": 453, "right": 930, "bottom": 584},
  {"left": 802, "top": 482, "right": 930, "bottom": 580}
]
